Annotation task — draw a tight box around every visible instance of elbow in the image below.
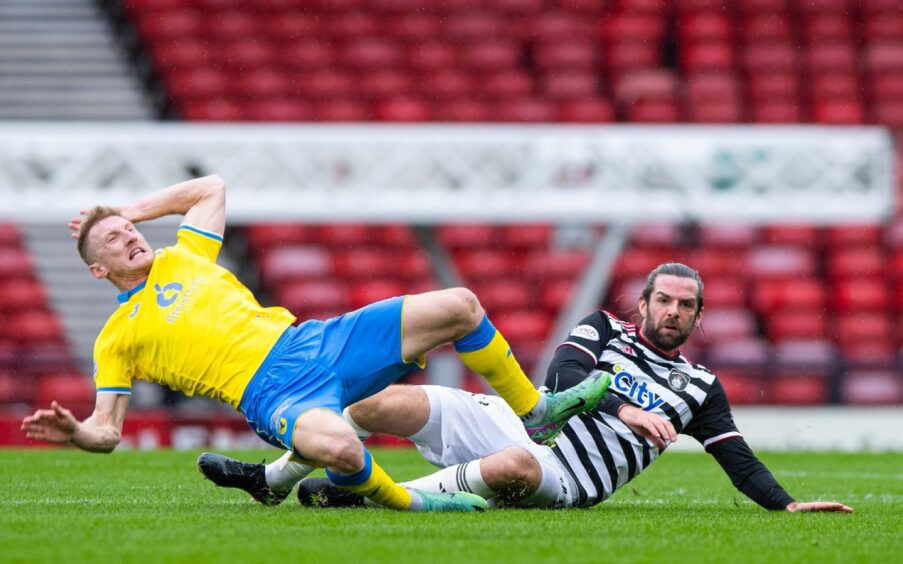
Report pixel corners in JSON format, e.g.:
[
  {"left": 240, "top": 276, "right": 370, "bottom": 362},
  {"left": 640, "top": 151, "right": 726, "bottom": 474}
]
[{"left": 206, "top": 174, "right": 226, "bottom": 195}]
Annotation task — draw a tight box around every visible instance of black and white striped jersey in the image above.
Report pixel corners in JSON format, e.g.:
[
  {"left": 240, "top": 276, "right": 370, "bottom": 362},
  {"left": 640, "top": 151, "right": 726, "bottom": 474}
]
[{"left": 548, "top": 310, "right": 743, "bottom": 508}]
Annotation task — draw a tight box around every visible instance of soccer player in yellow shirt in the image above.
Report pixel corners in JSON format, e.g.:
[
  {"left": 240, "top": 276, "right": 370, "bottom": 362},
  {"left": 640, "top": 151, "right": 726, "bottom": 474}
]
[{"left": 21, "top": 175, "right": 609, "bottom": 512}]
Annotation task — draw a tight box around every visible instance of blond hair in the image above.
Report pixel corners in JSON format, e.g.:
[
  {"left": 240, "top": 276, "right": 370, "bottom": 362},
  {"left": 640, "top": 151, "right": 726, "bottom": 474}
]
[{"left": 76, "top": 206, "right": 122, "bottom": 265}]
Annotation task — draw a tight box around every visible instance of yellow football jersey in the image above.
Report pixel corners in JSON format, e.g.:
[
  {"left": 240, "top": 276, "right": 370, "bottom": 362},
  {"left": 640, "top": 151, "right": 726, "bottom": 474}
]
[{"left": 92, "top": 225, "right": 296, "bottom": 408}]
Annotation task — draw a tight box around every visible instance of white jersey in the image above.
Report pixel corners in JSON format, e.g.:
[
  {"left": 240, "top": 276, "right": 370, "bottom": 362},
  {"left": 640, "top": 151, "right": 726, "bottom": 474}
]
[{"left": 550, "top": 311, "right": 742, "bottom": 507}]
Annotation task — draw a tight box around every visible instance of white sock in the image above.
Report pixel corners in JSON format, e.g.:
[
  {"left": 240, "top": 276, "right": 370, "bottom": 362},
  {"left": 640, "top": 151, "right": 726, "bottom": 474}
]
[
  {"left": 264, "top": 451, "right": 314, "bottom": 491},
  {"left": 515, "top": 463, "right": 562, "bottom": 508},
  {"left": 401, "top": 460, "right": 493, "bottom": 498},
  {"left": 342, "top": 407, "right": 372, "bottom": 441},
  {"left": 520, "top": 394, "right": 548, "bottom": 425}
]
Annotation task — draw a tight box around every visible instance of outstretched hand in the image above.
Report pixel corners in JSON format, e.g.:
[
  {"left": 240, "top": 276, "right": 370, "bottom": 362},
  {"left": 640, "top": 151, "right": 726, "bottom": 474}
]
[
  {"left": 21, "top": 401, "right": 78, "bottom": 444},
  {"left": 618, "top": 404, "right": 677, "bottom": 450},
  {"left": 786, "top": 501, "right": 853, "bottom": 513}
]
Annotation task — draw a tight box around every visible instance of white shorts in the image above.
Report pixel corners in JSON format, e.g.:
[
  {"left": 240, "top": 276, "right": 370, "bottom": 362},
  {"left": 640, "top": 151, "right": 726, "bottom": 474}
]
[{"left": 411, "top": 385, "right": 578, "bottom": 508}]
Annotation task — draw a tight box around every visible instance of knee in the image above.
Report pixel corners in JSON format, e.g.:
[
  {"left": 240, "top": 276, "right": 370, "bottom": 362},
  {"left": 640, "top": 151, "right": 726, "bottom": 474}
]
[
  {"left": 322, "top": 432, "right": 365, "bottom": 474},
  {"left": 445, "top": 287, "right": 483, "bottom": 331},
  {"left": 493, "top": 447, "right": 541, "bottom": 484}
]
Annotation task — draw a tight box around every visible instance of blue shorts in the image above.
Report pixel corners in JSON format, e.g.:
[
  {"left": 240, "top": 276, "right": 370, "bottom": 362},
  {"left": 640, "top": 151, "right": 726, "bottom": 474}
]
[{"left": 238, "top": 296, "right": 422, "bottom": 451}]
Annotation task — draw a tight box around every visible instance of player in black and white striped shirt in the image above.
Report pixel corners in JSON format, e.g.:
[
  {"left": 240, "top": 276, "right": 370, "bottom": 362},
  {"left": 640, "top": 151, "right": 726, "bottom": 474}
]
[{"left": 201, "top": 263, "right": 851, "bottom": 513}]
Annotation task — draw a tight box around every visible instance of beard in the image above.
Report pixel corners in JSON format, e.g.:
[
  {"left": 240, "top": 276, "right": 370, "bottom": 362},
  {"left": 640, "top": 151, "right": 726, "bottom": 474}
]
[{"left": 642, "top": 311, "right": 694, "bottom": 352}]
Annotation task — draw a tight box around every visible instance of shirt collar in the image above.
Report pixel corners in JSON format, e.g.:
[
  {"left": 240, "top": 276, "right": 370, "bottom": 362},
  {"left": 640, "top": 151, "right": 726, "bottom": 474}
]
[{"left": 116, "top": 280, "right": 147, "bottom": 305}]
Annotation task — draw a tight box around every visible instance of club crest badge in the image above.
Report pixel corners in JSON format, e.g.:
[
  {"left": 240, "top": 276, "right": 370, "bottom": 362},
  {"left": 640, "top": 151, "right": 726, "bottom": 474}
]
[{"left": 667, "top": 369, "right": 690, "bottom": 392}]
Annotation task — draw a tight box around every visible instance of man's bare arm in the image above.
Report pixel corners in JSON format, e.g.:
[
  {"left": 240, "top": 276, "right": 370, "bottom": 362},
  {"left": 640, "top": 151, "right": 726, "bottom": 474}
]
[
  {"left": 21, "top": 393, "right": 130, "bottom": 453},
  {"left": 70, "top": 175, "right": 226, "bottom": 240}
]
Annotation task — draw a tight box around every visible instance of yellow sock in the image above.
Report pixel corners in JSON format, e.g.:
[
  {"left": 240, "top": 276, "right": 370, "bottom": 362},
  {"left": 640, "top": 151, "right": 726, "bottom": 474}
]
[
  {"left": 454, "top": 316, "right": 540, "bottom": 417},
  {"left": 325, "top": 450, "right": 412, "bottom": 510}
]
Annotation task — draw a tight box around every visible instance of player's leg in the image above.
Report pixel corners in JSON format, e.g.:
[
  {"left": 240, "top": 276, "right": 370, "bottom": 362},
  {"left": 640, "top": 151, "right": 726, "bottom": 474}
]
[
  {"left": 402, "top": 288, "right": 611, "bottom": 440},
  {"left": 401, "top": 288, "right": 539, "bottom": 417},
  {"left": 292, "top": 407, "right": 487, "bottom": 512}
]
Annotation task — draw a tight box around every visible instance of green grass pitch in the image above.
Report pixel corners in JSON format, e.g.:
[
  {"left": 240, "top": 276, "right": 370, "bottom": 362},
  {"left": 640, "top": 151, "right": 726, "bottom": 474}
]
[{"left": 1, "top": 449, "right": 900, "bottom": 563}]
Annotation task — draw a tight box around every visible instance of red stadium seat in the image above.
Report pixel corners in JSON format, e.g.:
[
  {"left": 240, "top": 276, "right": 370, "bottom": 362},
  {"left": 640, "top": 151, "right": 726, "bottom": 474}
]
[
  {"left": 443, "top": 13, "right": 504, "bottom": 41},
  {"left": 245, "top": 99, "right": 311, "bottom": 122},
  {"left": 680, "top": 42, "right": 735, "bottom": 71},
  {"left": 810, "top": 74, "right": 860, "bottom": 101},
  {"left": 864, "top": 14, "right": 903, "bottom": 41},
  {"left": 277, "top": 280, "right": 350, "bottom": 314},
  {"left": 524, "top": 250, "right": 589, "bottom": 280},
  {"left": 832, "top": 280, "right": 890, "bottom": 312},
  {"left": 626, "top": 100, "right": 679, "bottom": 123},
  {"left": 234, "top": 70, "right": 291, "bottom": 100},
  {"left": 751, "top": 101, "right": 802, "bottom": 123},
  {"left": 828, "top": 225, "right": 883, "bottom": 247},
  {"left": 747, "top": 246, "right": 815, "bottom": 278},
  {"left": 151, "top": 40, "right": 213, "bottom": 71},
  {"left": 559, "top": 98, "right": 616, "bottom": 122},
  {"left": 341, "top": 38, "right": 404, "bottom": 69},
  {"left": 432, "top": 100, "right": 492, "bottom": 122},
  {"left": 0, "top": 278, "right": 48, "bottom": 312},
  {"left": 842, "top": 371, "right": 902, "bottom": 405},
  {"left": 688, "top": 101, "right": 743, "bottom": 123},
  {"left": 317, "top": 224, "right": 372, "bottom": 247},
  {"left": 298, "top": 70, "right": 355, "bottom": 99},
  {"left": 312, "top": 99, "right": 371, "bottom": 122},
  {"left": 700, "top": 277, "right": 746, "bottom": 309},
  {"left": 165, "top": 68, "right": 230, "bottom": 100},
  {"left": 371, "top": 225, "right": 419, "bottom": 248},
  {"left": 326, "top": 13, "right": 380, "bottom": 39},
  {"left": 803, "top": 15, "right": 853, "bottom": 42},
  {"left": 865, "top": 42, "right": 903, "bottom": 73},
  {"left": 700, "top": 309, "right": 756, "bottom": 339},
  {"left": 245, "top": 224, "right": 314, "bottom": 252},
  {"left": 526, "top": 12, "right": 595, "bottom": 40},
  {"left": 312, "top": 78, "right": 375, "bottom": 106},
  {"left": 494, "top": 99, "right": 558, "bottom": 122},
  {"left": 533, "top": 42, "right": 597, "bottom": 71},
  {"left": 0, "top": 223, "right": 21, "bottom": 248},
  {"left": 280, "top": 41, "right": 337, "bottom": 70},
  {"left": 741, "top": 14, "right": 792, "bottom": 42},
  {"left": 384, "top": 14, "right": 442, "bottom": 40},
  {"left": 499, "top": 225, "right": 552, "bottom": 248},
  {"left": 716, "top": 370, "right": 766, "bottom": 405},
  {"left": 540, "top": 73, "right": 599, "bottom": 100},
  {"left": 437, "top": 225, "right": 496, "bottom": 249},
  {"left": 797, "top": 0, "right": 851, "bottom": 13},
  {"left": 699, "top": 224, "right": 757, "bottom": 247},
  {"left": 771, "top": 339, "right": 836, "bottom": 368},
  {"left": 0, "top": 370, "right": 35, "bottom": 404},
  {"left": 706, "top": 337, "right": 770, "bottom": 368},
  {"left": 472, "top": 280, "right": 531, "bottom": 312},
  {"left": 482, "top": 71, "right": 535, "bottom": 100},
  {"left": 828, "top": 247, "right": 885, "bottom": 279},
  {"left": 677, "top": 13, "right": 732, "bottom": 42},
  {"left": 541, "top": 279, "right": 575, "bottom": 311},
  {"left": 765, "top": 311, "right": 828, "bottom": 340},
  {"left": 813, "top": 100, "right": 865, "bottom": 125},
  {"left": 604, "top": 42, "right": 660, "bottom": 72},
  {"left": 492, "top": 310, "right": 551, "bottom": 341},
  {"left": 265, "top": 13, "right": 319, "bottom": 42},
  {"left": 600, "top": 14, "right": 665, "bottom": 43},
  {"left": 180, "top": 98, "right": 244, "bottom": 121},
  {"left": 616, "top": 248, "right": 675, "bottom": 278},
  {"left": 205, "top": 11, "right": 259, "bottom": 41},
  {"left": 375, "top": 97, "right": 430, "bottom": 122},
  {"left": 753, "top": 279, "right": 827, "bottom": 311},
  {"left": 219, "top": 40, "right": 278, "bottom": 70},
  {"left": 349, "top": 280, "right": 406, "bottom": 309},
  {"left": 761, "top": 225, "right": 820, "bottom": 247},
  {"left": 36, "top": 374, "right": 96, "bottom": 417},
  {"left": 455, "top": 250, "right": 519, "bottom": 281},
  {"left": 405, "top": 42, "right": 458, "bottom": 70},
  {"left": 769, "top": 375, "right": 829, "bottom": 405},
  {"left": 260, "top": 246, "right": 333, "bottom": 282},
  {"left": 688, "top": 249, "right": 747, "bottom": 279},
  {"left": 747, "top": 72, "right": 799, "bottom": 103},
  {"left": 9, "top": 310, "right": 63, "bottom": 344},
  {"left": 744, "top": 44, "right": 798, "bottom": 72},
  {"left": 460, "top": 40, "right": 521, "bottom": 71}
]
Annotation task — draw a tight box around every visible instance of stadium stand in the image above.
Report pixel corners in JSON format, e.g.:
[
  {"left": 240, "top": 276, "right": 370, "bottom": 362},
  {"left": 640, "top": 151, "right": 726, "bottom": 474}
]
[{"left": 2, "top": 0, "right": 901, "bottom": 426}]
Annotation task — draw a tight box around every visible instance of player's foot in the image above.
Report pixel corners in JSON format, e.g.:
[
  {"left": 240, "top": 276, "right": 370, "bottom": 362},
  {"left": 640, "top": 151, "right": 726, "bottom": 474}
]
[
  {"left": 197, "top": 452, "right": 290, "bottom": 506},
  {"left": 297, "top": 477, "right": 367, "bottom": 508},
  {"left": 296, "top": 478, "right": 487, "bottom": 512},
  {"left": 525, "top": 370, "right": 612, "bottom": 445},
  {"left": 410, "top": 489, "right": 489, "bottom": 513}
]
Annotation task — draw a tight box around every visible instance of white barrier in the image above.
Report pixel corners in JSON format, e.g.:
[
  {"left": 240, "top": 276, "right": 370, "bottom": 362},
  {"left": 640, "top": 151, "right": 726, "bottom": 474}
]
[
  {"left": 669, "top": 407, "right": 903, "bottom": 452},
  {"left": 0, "top": 123, "right": 895, "bottom": 223}
]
